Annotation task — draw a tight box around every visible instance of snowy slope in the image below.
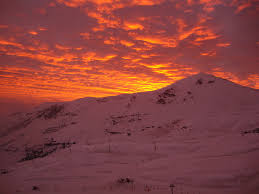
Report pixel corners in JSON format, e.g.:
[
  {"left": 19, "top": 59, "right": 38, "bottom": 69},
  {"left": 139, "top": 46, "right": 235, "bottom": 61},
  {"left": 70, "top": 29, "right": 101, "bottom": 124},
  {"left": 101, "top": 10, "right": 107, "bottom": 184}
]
[{"left": 0, "top": 73, "right": 259, "bottom": 194}]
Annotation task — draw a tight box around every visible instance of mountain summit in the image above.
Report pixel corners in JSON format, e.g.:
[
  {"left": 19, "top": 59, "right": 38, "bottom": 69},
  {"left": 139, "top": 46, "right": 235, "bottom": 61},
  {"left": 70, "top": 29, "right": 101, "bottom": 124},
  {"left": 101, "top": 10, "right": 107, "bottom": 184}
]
[{"left": 1, "top": 73, "right": 259, "bottom": 194}]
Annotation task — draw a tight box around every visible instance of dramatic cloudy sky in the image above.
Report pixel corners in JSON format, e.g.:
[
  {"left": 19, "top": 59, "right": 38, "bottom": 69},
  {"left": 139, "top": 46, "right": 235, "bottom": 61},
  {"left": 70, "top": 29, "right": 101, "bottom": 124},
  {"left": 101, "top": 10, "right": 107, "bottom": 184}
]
[{"left": 0, "top": 0, "right": 258, "bottom": 107}]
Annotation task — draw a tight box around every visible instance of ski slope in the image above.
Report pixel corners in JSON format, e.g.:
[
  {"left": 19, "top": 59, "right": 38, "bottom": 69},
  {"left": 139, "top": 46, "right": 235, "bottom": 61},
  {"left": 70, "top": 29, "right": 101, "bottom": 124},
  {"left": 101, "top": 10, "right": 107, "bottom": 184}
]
[{"left": 1, "top": 73, "right": 259, "bottom": 194}]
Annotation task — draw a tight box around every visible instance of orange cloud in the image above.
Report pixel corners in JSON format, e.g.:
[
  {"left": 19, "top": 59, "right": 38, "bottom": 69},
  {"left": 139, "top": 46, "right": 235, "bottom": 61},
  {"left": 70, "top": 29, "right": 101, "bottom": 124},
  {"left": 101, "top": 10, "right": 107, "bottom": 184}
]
[
  {"left": 176, "top": 18, "right": 187, "bottom": 34},
  {"left": 140, "top": 54, "right": 157, "bottom": 58},
  {"left": 104, "top": 39, "right": 115, "bottom": 45},
  {"left": 56, "top": 0, "right": 87, "bottom": 8},
  {"left": 0, "top": 39, "right": 24, "bottom": 49},
  {"left": 217, "top": 42, "right": 231, "bottom": 47},
  {"left": 131, "top": 0, "right": 165, "bottom": 6},
  {"left": 96, "top": 54, "right": 117, "bottom": 61},
  {"left": 176, "top": 18, "right": 219, "bottom": 44},
  {"left": 57, "top": 0, "right": 165, "bottom": 7},
  {"left": 235, "top": 1, "right": 252, "bottom": 13},
  {"left": 194, "top": 27, "right": 219, "bottom": 42},
  {"left": 82, "top": 52, "right": 117, "bottom": 62},
  {"left": 123, "top": 22, "right": 144, "bottom": 31},
  {"left": 178, "top": 26, "right": 199, "bottom": 40},
  {"left": 200, "top": 50, "right": 216, "bottom": 56},
  {"left": 38, "top": 27, "right": 47, "bottom": 31},
  {"left": 134, "top": 35, "right": 177, "bottom": 47},
  {"left": 80, "top": 32, "right": 90, "bottom": 39},
  {"left": 92, "top": 25, "right": 106, "bottom": 32},
  {"left": 0, "top": 0, "right": 258, "bottom": 105},
  {"left": 140, "top": 62, "right": 171, "bottom": 69},
  {"left": 1, "top": 62, "right": 186, "bottom": 102},
  {"left": 120, "top": 40, "right": 135, "bottom": 47},
  {"left": 28, "top": 31, "right": 38, "bottom": 35},
  {"left": 87, "top": 10, "right": 120, "bottom": 31},
  {"left": 55, "top": 44, "right": 71, "bottom": 50},
  {"left": 199, "top": 0, "right": 223, "bottom": 12},
  {"left": 210, "top": 68, "right": 259, "bottom": 89}
]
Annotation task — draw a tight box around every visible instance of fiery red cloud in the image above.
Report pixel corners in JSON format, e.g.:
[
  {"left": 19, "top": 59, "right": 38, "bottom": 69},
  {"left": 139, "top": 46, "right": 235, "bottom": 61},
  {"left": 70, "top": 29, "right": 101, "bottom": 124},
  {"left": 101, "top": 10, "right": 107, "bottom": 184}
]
[{"left": 0, "top": 0, "right": 258, "bottom": 103}]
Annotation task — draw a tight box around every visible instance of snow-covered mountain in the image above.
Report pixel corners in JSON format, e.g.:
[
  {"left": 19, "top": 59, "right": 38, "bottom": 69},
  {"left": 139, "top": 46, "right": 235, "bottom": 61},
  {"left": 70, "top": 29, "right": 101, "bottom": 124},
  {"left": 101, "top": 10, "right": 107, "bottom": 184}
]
[{"left": 1, "top": 73, "right": 259, "bottom": 194}]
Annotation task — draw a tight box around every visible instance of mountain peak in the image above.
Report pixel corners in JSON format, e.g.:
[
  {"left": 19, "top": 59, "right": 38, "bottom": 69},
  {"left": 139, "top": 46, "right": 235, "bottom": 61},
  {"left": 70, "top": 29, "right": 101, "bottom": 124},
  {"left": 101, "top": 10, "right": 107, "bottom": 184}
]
[
  {"left": 192, "top": 72, "right": 215, "bottom": 78},
  {"left": 161, "top": 72, "right": 218, "bottom": 90},
  {"left": 186, "top": 72, "right": 223, "bottom": 81}
]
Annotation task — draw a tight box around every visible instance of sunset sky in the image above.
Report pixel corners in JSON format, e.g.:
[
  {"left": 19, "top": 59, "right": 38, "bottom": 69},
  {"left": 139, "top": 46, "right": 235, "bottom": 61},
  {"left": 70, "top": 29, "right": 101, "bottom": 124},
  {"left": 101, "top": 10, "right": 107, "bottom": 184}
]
[{"left": 0, "top": 0, "right": 258, "bottom": 107}]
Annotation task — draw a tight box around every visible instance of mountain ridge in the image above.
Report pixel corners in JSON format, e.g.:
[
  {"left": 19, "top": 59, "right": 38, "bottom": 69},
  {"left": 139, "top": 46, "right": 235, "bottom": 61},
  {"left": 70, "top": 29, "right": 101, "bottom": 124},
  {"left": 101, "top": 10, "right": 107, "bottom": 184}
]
[
  {"left": 70, "top": 72, "right": 257, "bottom": 104},
  {"left": 0, "top": 72, "right": 259, "bottom": 194}
]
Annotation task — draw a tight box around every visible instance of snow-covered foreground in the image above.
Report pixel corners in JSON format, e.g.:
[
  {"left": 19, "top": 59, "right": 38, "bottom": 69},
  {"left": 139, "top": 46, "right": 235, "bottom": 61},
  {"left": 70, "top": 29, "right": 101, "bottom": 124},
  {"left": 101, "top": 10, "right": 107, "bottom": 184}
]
[{"left": 1, "top": 73, "right": 259, "bottom": 194}]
